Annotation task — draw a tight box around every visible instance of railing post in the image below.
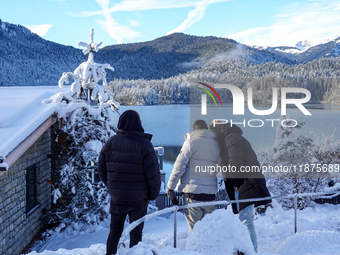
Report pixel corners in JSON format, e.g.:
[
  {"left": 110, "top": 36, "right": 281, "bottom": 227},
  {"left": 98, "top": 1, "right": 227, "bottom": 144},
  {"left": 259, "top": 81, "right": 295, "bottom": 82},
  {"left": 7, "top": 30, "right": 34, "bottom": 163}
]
[
  {"left": 159, "top": 152, "right": 163, "bottom": 171},
  {"left": 91, "top": 168, "right": 94, "bottom": 183},
  {"left": 174, "top": 206, "right": 178, "bottom": 248},
  {"left": 294, "top": 193, "right": 298, "bottom": 234},
  {"left": 154, "top": 147, "right": 165, "bottom": 184}
]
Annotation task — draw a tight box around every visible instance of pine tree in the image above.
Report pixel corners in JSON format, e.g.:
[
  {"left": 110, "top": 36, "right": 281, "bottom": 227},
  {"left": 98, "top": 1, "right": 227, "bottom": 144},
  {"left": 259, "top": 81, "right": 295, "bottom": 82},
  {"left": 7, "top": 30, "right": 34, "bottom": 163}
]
[{"left": 44, "top": 29, "right": 121, "bottom": 230}]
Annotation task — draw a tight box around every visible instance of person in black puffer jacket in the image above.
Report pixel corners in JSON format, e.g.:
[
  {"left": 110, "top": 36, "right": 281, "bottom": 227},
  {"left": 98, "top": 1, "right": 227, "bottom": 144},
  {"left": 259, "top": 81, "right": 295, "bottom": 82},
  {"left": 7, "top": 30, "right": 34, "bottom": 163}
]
[
  {"left": 210, "top": 122, "right": 271, "bottom": 253},
  {"left": 98, "top": 110, "right": 160, "bottom": 255}
]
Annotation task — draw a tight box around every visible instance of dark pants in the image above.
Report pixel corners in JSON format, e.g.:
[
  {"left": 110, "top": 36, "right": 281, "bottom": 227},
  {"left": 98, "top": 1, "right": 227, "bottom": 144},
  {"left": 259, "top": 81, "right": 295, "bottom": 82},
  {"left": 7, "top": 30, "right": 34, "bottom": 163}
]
[{"left": 106, "top": 199, "right": 148, "bottom": 255}]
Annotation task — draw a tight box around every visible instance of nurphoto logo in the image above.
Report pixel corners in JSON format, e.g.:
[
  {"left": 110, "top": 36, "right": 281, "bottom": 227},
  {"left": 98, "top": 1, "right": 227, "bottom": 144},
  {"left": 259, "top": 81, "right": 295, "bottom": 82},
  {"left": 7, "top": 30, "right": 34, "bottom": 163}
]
[{"left": 199, "top": 82, "right": 312, "bottom": 128}]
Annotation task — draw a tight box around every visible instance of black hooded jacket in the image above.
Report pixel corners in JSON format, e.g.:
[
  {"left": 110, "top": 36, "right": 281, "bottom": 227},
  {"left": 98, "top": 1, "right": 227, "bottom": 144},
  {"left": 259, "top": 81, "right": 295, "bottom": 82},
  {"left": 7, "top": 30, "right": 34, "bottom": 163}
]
[
  {"left": 218, "top": 123, "right": 271, "bottom": 212},
  {"left": 97, "top": 110, "right": 160, "bottom": 201}
]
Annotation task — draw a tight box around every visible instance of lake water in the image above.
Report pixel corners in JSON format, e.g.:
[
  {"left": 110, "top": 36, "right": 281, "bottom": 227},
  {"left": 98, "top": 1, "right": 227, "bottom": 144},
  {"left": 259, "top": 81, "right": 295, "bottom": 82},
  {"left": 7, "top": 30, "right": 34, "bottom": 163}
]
[{"left": 120, "top": 104, "right": 340, "bottom": 183}]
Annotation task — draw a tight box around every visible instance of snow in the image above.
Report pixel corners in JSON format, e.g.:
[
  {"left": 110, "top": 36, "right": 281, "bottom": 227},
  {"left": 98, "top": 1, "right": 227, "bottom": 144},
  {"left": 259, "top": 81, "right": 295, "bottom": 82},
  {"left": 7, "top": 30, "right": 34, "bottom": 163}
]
[
  {"left": 275, "top": 48, "right": 302, "bottom": 54},
  {"left": 27, "top": 201, "right": 340, "bottom": 255},
  {"left": 0, "top": 162, "right": 9, "bottom": 170},
  {"left": 59, "top": 29, "right": 114, "bottom": 102},
  {"left": 295, "top": 40, "right": 313, "bottom": 51},
  {"left": 272, "top": 40, "right": 314, "bottom": 55},
  {"left": 29, "top": 244, "right": 106, "bottom": 255},
  {"left": 52, "top": 188, "right": 62, "bottom": 204},
  {"left": 324, "top": 182, "right": 340, "bottom": 193},
  {"left": 0, "top": 86, "right": 74, "bottom": 159},
  {"left": 277, "top": 230, "right": 340, "bottom": 255},
  {"left": 84, "top": 140, "right": 102, "bottom": 155},
  {"left": 184, "top": 210, "right": 255, "bottom": 255}
]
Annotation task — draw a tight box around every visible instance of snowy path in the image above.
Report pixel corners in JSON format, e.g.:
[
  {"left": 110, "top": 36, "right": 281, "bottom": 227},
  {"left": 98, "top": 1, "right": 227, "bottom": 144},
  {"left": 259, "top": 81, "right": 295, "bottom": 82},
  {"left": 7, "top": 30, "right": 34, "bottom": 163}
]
[{"left": 28, "top": 201, "right": 340, "bottom": 255}]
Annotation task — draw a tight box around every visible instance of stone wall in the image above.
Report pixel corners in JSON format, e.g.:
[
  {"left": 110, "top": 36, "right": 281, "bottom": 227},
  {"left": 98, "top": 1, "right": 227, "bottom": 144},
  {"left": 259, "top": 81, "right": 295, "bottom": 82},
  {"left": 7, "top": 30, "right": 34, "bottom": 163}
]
[{"left": 0, "top": 128, "right": 52, "bottom": 255}]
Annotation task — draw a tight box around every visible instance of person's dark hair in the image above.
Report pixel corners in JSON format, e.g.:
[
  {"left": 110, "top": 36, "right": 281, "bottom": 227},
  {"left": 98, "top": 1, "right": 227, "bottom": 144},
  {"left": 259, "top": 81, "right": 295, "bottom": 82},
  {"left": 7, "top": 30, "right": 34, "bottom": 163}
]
[{"left": 193, "top": 120, "right": 208, "bottom": 130}]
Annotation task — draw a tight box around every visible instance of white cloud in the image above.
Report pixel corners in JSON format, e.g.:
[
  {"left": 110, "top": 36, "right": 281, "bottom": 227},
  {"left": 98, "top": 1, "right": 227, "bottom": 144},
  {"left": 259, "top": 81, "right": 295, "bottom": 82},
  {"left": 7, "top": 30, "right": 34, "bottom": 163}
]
[
  {"left": 166, "top": 0, "right": 210, "bottom": 35},
  {"left": 95, "top": 0, "right": 140, "bottom": 44},
  {"left": 165, "top": 0, "right": 231, "bottom": 35},
  {"left": 25, "top": 24, "right": 53, "bottom": 37},
  {"left": 129, "top": 20, "right": 141, "bottom": 26},
  {"left": 76, "top": 0, "right": 231, "bottom": 43},
  {"left": 78, "top": 0, "right": 209, "bottom": 16},
  {"left": 226, "top": 0, "right": 340, "bottom": 47}
]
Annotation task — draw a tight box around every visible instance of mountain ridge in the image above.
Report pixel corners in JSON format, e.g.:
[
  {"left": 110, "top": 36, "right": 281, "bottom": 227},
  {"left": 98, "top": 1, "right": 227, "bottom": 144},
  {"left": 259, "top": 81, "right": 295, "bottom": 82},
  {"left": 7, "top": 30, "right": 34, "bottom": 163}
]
[{"left": 0, "top": 19, "right": 340, "bottom": 87}]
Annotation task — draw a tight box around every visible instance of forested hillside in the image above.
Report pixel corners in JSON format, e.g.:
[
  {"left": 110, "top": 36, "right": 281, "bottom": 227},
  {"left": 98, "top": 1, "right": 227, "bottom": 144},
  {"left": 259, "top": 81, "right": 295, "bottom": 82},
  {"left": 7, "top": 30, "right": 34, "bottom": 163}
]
[
  {"left": 2, "top": 19, "right": 340, "bottom": 104},
  {"left": 0, "top": 20, "right": 86, "bottom": 86},
  {"left": 0, "top": 19, "right": 294, "bottom": 86},
  {"left": 108, "top": 57, "right": 340, "bottom": 105}
]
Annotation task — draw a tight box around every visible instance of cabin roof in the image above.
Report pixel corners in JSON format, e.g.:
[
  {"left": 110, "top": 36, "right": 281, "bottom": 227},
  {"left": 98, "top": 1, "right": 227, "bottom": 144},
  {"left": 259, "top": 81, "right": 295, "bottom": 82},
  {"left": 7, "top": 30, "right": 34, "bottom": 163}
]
[{"left": 0, "top": 86, "right": 73, "bottom": 164}]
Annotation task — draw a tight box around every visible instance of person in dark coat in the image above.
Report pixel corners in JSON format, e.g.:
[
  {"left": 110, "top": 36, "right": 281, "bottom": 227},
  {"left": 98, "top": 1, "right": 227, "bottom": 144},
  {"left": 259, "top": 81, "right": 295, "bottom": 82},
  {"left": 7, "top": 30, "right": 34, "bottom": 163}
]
[
  {"left": 98, "top": 110, "right": 161, "bottom": 255},
  {"left": 210, "top": 122, "right": 271, "bottom": 253}
]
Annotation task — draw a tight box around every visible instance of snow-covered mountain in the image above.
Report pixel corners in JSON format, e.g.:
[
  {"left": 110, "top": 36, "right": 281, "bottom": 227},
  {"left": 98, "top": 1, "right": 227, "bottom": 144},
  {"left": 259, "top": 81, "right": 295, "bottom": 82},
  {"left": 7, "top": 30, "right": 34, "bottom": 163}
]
[
  {"left": 295, "top": 40, "right": 314, "bottom": 51},
  {"left": 0, "top": 19, "right": 291, "bottom": 86},
  {"left": 1, "top": 18, "right": 340, "bottom": 87},
  {"left": 255, "top": 40, "right": 314, "bottom": 54},
  {"left": 296, "top": 37, "right": 340, "bottom": 62},
  {"left": 262, "top": 37, "right": 340, "bottom": 63}
]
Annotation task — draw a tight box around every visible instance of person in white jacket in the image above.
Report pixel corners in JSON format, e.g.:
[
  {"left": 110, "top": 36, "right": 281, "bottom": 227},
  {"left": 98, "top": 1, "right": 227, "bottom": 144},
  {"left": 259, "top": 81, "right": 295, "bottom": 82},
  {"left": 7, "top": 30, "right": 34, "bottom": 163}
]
[{"left": 166, "top": 120, "right": 221, "bottom": 231}]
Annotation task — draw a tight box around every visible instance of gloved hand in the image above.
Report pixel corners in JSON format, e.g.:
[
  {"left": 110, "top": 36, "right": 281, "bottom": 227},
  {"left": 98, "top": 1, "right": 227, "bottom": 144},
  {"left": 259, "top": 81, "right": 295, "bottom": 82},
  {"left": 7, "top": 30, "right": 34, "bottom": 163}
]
[
  {"left": 166, "top": 188, "right": 179, "bottom": 206},
  {"left": 231, "top": 203, "right": 239, "bottom": 214}
]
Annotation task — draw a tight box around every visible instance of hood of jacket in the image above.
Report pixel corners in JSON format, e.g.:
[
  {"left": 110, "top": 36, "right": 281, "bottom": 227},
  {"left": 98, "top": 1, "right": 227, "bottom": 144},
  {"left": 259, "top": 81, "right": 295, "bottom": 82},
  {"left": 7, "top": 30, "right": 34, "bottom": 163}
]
[
  {"left": 220, "top": 123, "right": 243, "bottom": 138},
  {"left": 116, "top": 110, "right": 153, "bottom": 141},
  {"left": 117, "top": 110, "right": 144, "bottom": 132}
]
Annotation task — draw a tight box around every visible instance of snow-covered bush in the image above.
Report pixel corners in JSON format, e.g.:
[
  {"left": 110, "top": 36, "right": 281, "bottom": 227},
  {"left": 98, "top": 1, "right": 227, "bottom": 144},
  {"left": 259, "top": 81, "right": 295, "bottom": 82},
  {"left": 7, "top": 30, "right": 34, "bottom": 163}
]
[
  {"left": 311, "top": 133, "right": 340, "bottom": 169},
  {"left": 261, "top": 116, "right": 327, "bottom": 209}
]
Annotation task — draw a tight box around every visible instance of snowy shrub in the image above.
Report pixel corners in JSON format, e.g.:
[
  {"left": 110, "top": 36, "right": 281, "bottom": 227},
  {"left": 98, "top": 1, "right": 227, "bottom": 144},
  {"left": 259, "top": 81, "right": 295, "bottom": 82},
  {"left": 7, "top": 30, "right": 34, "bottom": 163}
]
[
  {"left": 261, "top": 116, "right": 328, "bottom": 209},
  {"left": 215, "top": 179, "right": 230, "bottom": 208},
  {"left": 311, "top": 133, "right": 340, "bottom": 169}
]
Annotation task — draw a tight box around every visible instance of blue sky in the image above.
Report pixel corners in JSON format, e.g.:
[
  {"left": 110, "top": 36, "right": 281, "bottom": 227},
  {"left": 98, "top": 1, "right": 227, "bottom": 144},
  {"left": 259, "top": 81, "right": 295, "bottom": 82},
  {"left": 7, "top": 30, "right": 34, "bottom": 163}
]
[{"left": 1, "top": 0, "right": 340, "bottom": 48}]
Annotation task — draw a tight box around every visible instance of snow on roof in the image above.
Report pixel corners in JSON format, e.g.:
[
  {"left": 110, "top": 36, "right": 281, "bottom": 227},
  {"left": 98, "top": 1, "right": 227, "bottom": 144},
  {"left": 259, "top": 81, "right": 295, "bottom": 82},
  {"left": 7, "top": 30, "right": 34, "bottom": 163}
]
[{"left": 0, "top": 86, "right": 74, "bottom": 159}]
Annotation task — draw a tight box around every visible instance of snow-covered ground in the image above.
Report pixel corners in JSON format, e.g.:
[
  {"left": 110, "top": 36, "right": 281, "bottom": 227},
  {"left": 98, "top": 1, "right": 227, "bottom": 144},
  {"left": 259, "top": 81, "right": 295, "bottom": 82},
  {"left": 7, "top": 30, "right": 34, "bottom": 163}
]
[{"left": 27, "top": 200, "right": 340, "bottom": 255}]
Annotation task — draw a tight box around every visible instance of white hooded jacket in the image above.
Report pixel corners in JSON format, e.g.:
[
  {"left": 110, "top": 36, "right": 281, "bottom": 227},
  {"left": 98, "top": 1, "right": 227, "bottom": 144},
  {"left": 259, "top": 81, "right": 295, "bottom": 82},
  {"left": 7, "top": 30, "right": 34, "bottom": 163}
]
[{"left": 167, "top": 129, "right": 221, "bottom": 194}]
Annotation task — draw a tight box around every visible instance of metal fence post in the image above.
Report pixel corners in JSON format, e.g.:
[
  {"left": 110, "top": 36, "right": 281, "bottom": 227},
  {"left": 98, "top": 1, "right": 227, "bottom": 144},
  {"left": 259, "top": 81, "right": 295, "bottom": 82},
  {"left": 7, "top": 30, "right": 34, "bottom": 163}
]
[
  {"left": 294, "top": 193, "right": 298, "bottom": 234},
  {"left": 159, "top": 152, "right": 163, "bottom": 171},
  {"left": 154, "top": 147, "right": 165, "bottom": 184},
  {"left": 174, "top": 206, "right": 178, "bottom": 248}
]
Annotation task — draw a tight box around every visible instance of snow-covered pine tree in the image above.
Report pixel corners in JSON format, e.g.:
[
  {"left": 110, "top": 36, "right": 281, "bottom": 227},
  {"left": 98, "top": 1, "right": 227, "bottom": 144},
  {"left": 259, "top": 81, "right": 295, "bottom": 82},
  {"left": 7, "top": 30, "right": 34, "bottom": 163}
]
[
  {"left": 310, "top": 132, "right": 340, "bottom": 188},
  {"left": 52, "top": 102, "right": 118, "bottom": 228},
  {"left": 261, "top": 116, "right": 325, "bottom": 209},
  {"left": 312, "top": 133, "right": 340, "bottom": 168},
  {"left": 44, "top": 29, "right": 121, "bottom": 230}
]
